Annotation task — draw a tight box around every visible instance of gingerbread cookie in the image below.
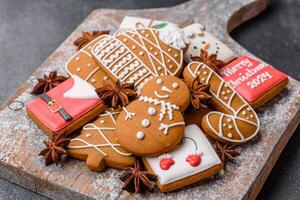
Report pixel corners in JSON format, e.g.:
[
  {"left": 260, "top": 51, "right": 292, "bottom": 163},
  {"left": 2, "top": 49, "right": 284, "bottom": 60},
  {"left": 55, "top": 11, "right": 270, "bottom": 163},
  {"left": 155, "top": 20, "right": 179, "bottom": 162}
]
[
  {"left": 143, "top": 124, "right": 222, "bottom": 192},
  {"left": 220, "top": 56, "right": 289, "bottom": 108},
  {"left": 67, "top": 109, "right": 135, "bottom": 171},
  {"left": 183, "top": 62, "right": 260, "bottom": 144},
  {"left": 184, "top": 23, "right": 236, "bottom": 64},
  {"left": 26, "top": 75, "right": 105, "bottom": 136},
  {"left": 115, "top": 76, "right": 190, "bottom": 156}
]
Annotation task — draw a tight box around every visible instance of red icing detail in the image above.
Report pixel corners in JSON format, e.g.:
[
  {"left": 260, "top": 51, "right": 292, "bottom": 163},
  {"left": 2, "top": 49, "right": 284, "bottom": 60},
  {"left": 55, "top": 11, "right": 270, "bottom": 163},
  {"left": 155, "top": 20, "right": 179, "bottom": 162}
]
[
  {"left": 159, "top": 157, "right": 175, "bottom": 170},
  {"left": 186, "top": 154, "right": 201, "bottom": 167},
  {"left": 220, "top": 56, "right": 288, "bottom": 103},
  {"left": 26, "top": 78, "right": 101, "bottom": 132}
]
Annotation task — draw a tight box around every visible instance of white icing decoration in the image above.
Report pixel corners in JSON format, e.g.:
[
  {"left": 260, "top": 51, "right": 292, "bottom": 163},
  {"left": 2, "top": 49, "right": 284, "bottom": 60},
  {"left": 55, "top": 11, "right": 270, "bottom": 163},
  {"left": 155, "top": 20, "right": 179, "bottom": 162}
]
[
  {"left": 161, "top": 86, "right": 173, "bottom": 93},
  {"left": 63, "top": 75, "right": 99, "bottom": 99},
  {"left": 159, "top": 122, "right": 185, "bottom": 135},
  {"left": 154, "top": 91, "right": 169, "bottom": 99},
  {"left": 172, "top": 83, "right": 179, "bottom": 89},
  {"left": 85, "top": 134, "right": 91, "bottom": 137},
  {"left": 148, "top": 107, "right": 156, "bottom": 116},
  {"left": 68, "top": 111, "right": 132, "bottom": 157},
  {"left": 136, "top": 131, "right": 145, "bottom": 140},
  {"left": 186, "top": 62, "right": 260, "bottom": 143},
  {"left": 141, "top": 119, "right": 150, "bottom": 127},
  {"left": 159, "top": 27, "right": 190, "bottom": 50},
  {"left": 123, "top": 107, "right": 136, "bottom": 120},
  {"left": 146, "top": 125, "right": 221, "bottom": 185},
  {"left": 183, "top": 23, "right": 236, "bottom": 63},
  {"left": 156, "top": 79, "right": 163, "bottom": 84},
  {"left": 100, "top": 120, "right": 105, "bottom": 124},
  {"left": 139, "top": 96, "right": 179, "bottom": 121}
]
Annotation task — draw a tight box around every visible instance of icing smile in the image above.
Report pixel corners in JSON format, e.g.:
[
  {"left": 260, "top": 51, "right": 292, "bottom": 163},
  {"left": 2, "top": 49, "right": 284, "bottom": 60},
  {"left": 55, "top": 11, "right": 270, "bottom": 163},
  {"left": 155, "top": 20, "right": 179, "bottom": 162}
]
[{"left": 154, "top": 91, "right": 169, "bottom": 99}]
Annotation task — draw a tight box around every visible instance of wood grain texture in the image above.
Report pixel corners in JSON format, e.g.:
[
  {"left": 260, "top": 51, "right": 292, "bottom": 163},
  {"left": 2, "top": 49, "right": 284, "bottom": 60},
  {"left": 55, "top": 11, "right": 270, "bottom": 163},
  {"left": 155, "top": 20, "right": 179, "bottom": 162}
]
[{"left": 0, "top": 0, "right": 299, "bottom": 199}]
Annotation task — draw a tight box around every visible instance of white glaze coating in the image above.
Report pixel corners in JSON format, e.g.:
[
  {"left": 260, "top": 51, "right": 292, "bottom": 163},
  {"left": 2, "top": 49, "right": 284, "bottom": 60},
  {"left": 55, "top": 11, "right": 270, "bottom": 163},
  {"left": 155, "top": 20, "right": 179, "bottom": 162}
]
[{"left": 146, "top": 124, "right": 221, "bottom": 185}]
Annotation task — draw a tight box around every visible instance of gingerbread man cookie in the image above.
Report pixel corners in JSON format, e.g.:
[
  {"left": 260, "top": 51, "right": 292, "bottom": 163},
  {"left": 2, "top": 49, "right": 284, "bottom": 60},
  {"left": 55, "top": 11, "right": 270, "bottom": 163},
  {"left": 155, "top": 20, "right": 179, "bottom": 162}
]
[
  {"left": 115, "top": 76, "right": 190, "bottom": 156},
  {"left": 183, "top": 62, "right": 260, "bottom": 144},
  {"left": 67, "top": 109, "right": 135, "bottom": 171}
]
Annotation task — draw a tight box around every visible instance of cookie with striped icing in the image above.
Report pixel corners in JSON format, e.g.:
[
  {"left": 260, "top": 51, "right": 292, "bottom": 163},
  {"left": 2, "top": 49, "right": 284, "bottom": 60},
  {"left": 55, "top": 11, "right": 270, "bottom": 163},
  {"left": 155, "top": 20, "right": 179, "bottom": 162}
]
[{"left": 183, "top": 62, "right": 260, "bottom": 144}]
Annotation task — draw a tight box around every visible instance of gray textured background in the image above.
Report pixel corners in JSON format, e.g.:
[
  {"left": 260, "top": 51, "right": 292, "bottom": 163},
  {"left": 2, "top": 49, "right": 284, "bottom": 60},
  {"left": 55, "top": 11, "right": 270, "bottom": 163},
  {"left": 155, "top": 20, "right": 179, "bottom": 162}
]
[{"left": 0, "top": 0, "right": 299, "bottom": 199}]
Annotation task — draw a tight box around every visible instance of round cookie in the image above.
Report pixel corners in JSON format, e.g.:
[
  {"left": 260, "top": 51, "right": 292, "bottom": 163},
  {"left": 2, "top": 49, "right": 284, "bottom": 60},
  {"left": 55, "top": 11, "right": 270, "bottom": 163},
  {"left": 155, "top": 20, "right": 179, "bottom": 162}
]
[{"left": 115, "top": 76, "right": 190, "bottom": 156}]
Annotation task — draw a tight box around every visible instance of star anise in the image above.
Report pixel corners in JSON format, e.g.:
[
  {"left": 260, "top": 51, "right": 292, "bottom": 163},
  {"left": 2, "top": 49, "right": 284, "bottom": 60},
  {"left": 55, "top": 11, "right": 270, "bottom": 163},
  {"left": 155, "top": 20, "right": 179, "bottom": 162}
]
[
  {"left": 39, "top": 133, "right": 70, "bottom": 166},
  {"left": 191, "top": 49, "right": 226, "bottom": 74},
  {"left": 214, "top": 141, "right": 240, "bottom": 167},
  {"left": 31, "top": 71, "right": 68, "bottom": 94},
  {"left": 95, "top": 80, "right": 137, "bottom": 109},
  {"left": 184, "top": 76, "right": 211, "bottom": 109},
  {"left": 73, "top": 30, "right": 109, "bottom": 50},
  {"left": 120, "top": 160, "right": 157, "bottom": 193}
]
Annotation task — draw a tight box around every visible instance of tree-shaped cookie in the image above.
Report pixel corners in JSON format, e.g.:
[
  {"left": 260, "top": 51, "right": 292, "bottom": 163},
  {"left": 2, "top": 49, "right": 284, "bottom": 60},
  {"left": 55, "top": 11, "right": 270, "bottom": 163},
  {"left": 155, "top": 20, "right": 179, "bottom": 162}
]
[
  {"left": 115, "top": 76, "right": 190, "bottom": 156},
  {"left": 68, "top": 109, "right": 135, "bottom": 171}
]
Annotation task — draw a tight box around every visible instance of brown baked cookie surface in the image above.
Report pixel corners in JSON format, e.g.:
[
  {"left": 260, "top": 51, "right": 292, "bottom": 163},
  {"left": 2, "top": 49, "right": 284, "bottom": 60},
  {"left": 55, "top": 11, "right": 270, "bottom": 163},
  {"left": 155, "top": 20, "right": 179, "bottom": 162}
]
[
  {"left": 67, "top": 109, "right": 135, "bottom": 171},
  {"left": 115, "top": 76, "right": 190, "bottom": 156},
  {"left": 183, "top": 62, "right": 260, "bottom": 144}
]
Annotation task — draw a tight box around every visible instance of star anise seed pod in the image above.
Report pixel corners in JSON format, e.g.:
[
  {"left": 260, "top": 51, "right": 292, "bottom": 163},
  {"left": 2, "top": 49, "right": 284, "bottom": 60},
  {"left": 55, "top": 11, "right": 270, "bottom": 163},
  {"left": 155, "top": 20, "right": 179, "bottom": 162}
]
[
  {"left": 39, "top": 133, "right": 70, "bottom": 166},
  {"left": 214, "top": 141, "right": 240, "bottom": 167},
  {"left": 95, "top": 80, "right": 137, "bottom": 109},
  {"left": 120, "top": 160, "right": 157, "bottom": 193},
  {"left": 184, "top": 76, "right": 211, "bottom": 109},
  {"left": 73, "top": 30, "right": 109, "bottom": 50},
  {"left": 31, "top": 71, "right": 68, "bottom": 95},
  {"left": 191, "top": 49, "right": 226, "bottom": 74}
]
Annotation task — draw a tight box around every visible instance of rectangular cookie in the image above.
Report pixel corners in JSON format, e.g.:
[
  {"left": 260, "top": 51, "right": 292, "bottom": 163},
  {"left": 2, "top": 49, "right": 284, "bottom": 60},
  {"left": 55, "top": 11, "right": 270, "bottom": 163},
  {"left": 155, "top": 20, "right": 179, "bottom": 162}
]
[
  {"left": 220, "top": 56, "right": 289, "bottom": 108},
  {"left": 143, "top": 124, "right": 222, "bottom": 192},
  {"left": 26, "top": 76, "right": 105, "bottom": 136}
]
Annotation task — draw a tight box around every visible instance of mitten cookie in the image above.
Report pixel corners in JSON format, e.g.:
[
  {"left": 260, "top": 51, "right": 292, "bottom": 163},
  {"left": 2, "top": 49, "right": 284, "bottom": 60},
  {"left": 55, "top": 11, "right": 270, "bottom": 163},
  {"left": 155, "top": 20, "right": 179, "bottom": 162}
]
[
  {"left": 91, "top": 28, "right": 188, "bottom": 92},
  {"left": 220, "top": 56, "right": 288, "bottom": 108},
  {"left": 143, "top": 124, "right": 222, "bottom": 192},
  {"left": 183, "top": 62, "right": 260, "bottom": 144},
  {"left": 183, "top": 23, "right": 236, "bottom": 64},
  {"left": 115, "top": 76, "right": 190, "bottom": 156},
  {"left": 67, "top": 109, "right": 135, "bottom": 171}
]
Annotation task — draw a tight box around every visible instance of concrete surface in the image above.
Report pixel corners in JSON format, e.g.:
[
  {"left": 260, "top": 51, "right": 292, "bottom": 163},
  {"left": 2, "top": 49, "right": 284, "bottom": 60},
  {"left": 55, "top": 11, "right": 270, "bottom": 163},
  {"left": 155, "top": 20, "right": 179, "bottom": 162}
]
[{"left": 0, "top": 0, "right": 299, "bottom": 199}]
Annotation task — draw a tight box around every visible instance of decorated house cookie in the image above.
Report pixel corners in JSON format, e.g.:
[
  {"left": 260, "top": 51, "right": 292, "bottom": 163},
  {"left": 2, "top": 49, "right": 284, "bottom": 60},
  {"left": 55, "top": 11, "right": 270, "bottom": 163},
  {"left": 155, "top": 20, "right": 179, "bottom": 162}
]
[
  {"left": 183, "top": 62, "right": 260, "bottom": 144},
  {"left": 115, "top": 76, "right": 190, "bottom": 156},
  {"left": 143, "top": 124, "right": 222, "bottom": 192},
  {"left": 67, "top": 109, "right": 135, "bottom": 171},
  {"left": 220, "top": 56, "right": 289, "bottom": 108},
  {"left": 183, "top": 23, "right": 236, "bottom": 64},
  {"left": 26, "top": 75, "right": 105, "bottom": 136}
]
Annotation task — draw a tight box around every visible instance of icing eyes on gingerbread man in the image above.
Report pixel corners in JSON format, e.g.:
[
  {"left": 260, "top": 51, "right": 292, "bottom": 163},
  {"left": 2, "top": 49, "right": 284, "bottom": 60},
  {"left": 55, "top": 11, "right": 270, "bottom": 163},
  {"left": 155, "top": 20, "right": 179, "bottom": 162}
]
[{"left": 115, "top": 76, "right": 190, "bottom": 156}]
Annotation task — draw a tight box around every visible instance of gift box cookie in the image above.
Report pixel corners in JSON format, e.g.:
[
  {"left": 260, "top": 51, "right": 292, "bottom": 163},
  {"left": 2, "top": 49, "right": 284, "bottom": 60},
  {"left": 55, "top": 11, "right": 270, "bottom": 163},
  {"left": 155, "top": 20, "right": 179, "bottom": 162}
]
[
  {"left": 143, "top": 124, "right": 222, "bottom": 192},
  {"left": 220, "top": 56, "right": 289, "bottom": 108},
  {"left": 26, "top": 75, "right": 105, "bottom": 136}
]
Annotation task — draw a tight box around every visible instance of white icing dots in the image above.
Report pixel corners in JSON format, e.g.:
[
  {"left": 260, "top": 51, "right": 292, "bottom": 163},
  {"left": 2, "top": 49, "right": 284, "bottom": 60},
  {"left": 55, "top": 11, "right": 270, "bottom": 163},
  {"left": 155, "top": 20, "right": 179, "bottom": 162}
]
[
  {"left": 228, "top": 125, "right": 233, "bottom": 129},
  {"left": 167, "top": 59, "right": 171, "bottom": 63},
  {"left": 224, "top": 84, "right": 228, "bottom": 88},
  {"left": 141, "top": 119, "right": 150, "bottom": 127},
  {"left": 154, "top": 52, "right": 158, "bottom": 55},
  {"left": 85, "top": 133, "right": 91, "bottom": 137},
  {"left": 75, "top": 56, "right": 80, "bottom": 61},
  {"left": 103, "top": 76, "right": 108, "bottom": 81},
  {"left": 91, "top": 78, "right": 96, "bottom": 83},
  {"left": 172, "top": 83, "right": 179, "bottom": 89},
  {"left": 168, "top": 48, "right": 172, "bottom": 52},
  {"left": 100, "top": 120, "right": 105, "bottom": 124},
  {"left": 226, "top": 90, "right": 231, "bottom": 94},
  {"left": 169, "top": 65, "right": 173, "bottom": 69},
  {"left": 242, "top": 111, "right": 247, "bottom": 115},
  {"left": 149, "top": 46, "right": 153, "bottom": 50},
  {"left": 247, "top": 107, "right": 251, "bottom": 111},
  {"left": 87, "top": 63, "right": 91, "bottom": 67},
  {"left": 148, "top": 107, "right": 156, "bottom": 116},
  {"left": 139, "top": 51, "right": 144, "bottom": 56},
  {"left": 196, "top": 71, "right": 200, "bottom": 75},
  {"left": 131, "top": 34, "right": 135, "bottom": 38},
  {"left": 223, "top": 123, "right": 226, "bottom": 127},
  {"left": 201, "top": 78, "right": 206, "bottom": 82},
  {"left": 123, "top": 38, "right": 128, "bottom": 42},
  {"left": 76, "top": 67, "right": 81, "bottom": 72},
  {"left": 141, "top": 30, "right": 145, "bottom": 34},
  {"left": 250, "top": 114, "right": 254, "bottom": 118},
  {"left": 157, "top": 66, "right": 162, "bottom": 71},
  {"left": 174, "top": 54, "right": 178, "bottom": 58},
  {"left": 203, "top": 71, "right": 207, "bottom": 75},
  {"left": 132, "top": 45, "right": 136, "bottom": 50},
  {"left": 228, "top": 133, "right": 233, "bottom": 138},
  {"left": 227, "top": 118, "right": 232, "bottom": 123},
  {"left": 145, "top": 33, "right": 149, "bottom": 37},
  {"left": 136, "top": 131, "right": 145, "bottom": 140},
  {"left": 221, "top": 91, "right": 226, "bottom": 95},
  {"left": 156, "top": 79, "right": 163, "bottom": 85},
  {"left": 224, "top": 96, "right": 228, "bottom": 100}
]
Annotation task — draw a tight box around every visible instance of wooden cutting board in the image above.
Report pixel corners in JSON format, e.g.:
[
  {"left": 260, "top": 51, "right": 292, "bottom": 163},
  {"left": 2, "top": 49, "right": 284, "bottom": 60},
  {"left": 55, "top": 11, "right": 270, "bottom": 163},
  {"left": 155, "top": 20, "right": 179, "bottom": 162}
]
[{"left": 1, "top": 0, "right": 300, "bottom": 199}]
